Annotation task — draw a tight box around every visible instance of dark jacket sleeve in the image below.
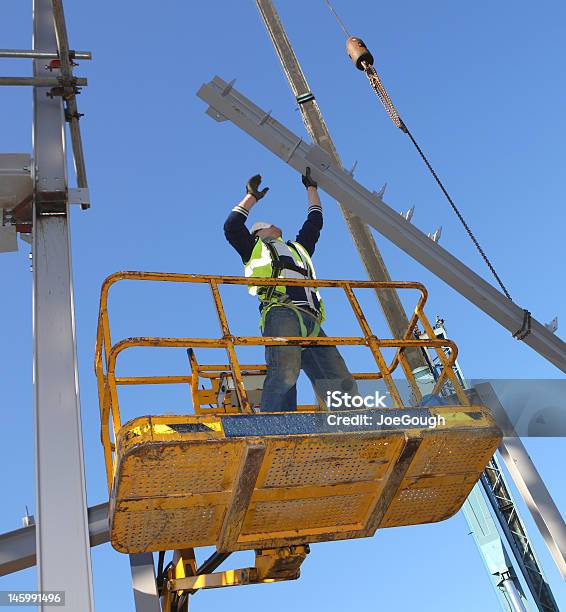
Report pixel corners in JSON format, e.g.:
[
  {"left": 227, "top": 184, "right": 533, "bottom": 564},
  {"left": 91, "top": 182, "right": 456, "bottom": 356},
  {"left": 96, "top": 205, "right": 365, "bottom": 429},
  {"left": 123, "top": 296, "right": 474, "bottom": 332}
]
[
  {"left": 295, "top": 209, "right": 323, "bottom": 256},
  {"left": 223, "top": 209, "right": 256, "bottom": 263}
]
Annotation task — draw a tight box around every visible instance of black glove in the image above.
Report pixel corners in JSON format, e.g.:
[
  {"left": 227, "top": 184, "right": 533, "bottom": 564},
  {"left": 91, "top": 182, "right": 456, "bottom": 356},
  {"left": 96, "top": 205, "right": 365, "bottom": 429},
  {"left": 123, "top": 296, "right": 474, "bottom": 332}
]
[
  {"left": 246, "top": 174, "right": 269, "bottom": 201},
  {"left": 301, "top": 166, "right": 317, "bottom": 189}
]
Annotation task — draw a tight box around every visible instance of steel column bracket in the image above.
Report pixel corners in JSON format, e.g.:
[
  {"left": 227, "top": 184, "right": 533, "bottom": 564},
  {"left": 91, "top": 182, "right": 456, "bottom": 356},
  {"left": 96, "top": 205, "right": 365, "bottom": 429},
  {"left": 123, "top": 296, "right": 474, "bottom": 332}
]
[
  {"left": 68, "top": 187, "right": 89, "bottom": 205},
  {"left": 197, "top": 75, "right": 566, "bottom": 373},
  {"left": 35, "top": 190, "right": 67, "bottom": 214}
]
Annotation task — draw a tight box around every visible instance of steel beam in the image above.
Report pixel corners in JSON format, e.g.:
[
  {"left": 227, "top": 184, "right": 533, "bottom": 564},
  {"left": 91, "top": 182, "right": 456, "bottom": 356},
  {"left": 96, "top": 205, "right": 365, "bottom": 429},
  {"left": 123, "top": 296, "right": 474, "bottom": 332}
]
[
  {"left": 255, "top": 0, "right": 428, "bottom": 372},
  {"left": 0, "top": 76, "right": 87, "bottom": 86},
  {"left": 432, "top": 324, "right": 558, "bottom": 610},
  {"left": 32, "top": 1, "right": 94, "bottom": 609},
  {"left": 0, "top": 503, "right": 109, "bottom": 577},
  {"left": 197, "top": 76, "right": 566, "bottom": 374},
  {"left": 475, "top": 383, "right": 566, "bottom": 582},
  {"left": 498, "top": 442, "right": 566, "bottom": 582},
  {"left": 130, "top": 553, "right": 161, "bottom": 612},
  {"left": 0, "top": 527, "right": 35, "bottom": 578},
  {"left": 0, "top": 49, "right": 91, "bottom": 59}
]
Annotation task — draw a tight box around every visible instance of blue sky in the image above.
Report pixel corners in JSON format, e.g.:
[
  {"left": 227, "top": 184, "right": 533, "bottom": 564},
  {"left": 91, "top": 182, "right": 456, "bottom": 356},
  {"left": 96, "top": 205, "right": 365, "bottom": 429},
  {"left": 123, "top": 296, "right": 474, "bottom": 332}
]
[{"left": 1, "top": 1, "right": 565, "bottom": 610}]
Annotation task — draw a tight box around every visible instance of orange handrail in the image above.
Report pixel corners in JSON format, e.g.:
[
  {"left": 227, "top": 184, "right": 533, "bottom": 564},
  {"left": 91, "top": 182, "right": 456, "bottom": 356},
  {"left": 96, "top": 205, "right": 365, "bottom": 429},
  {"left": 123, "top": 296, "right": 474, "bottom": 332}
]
[{"left": 94, "top": 272, "right": 469, "bottom": 491}]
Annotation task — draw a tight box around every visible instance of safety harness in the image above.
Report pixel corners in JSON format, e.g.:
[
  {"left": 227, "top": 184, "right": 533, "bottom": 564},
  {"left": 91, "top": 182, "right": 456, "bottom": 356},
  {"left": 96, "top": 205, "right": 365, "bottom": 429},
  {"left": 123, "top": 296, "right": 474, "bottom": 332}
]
[{"left": 252, "top": 238, "right": 324, "bottom": 338}]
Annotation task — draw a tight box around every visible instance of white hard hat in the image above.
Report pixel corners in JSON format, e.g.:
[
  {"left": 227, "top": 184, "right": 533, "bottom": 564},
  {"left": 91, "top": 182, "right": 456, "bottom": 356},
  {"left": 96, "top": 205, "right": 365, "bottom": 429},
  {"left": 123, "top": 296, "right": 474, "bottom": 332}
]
[{"left": 250, "top": 221, "right": 273, "bottom": 235}]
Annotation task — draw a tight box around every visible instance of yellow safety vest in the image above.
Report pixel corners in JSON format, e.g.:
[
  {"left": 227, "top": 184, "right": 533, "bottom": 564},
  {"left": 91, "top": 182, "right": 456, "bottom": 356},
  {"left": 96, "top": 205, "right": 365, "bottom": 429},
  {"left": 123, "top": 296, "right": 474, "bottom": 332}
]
[{"left": 244, "top": 237, "right": 325, "bottom": 335}]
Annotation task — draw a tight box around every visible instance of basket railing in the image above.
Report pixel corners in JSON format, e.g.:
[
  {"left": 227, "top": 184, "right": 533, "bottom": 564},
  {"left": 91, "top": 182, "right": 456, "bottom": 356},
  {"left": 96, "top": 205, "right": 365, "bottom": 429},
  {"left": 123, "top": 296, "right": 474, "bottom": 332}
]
[{"left": 95, "top": 271, "right": 469, "bottom": 487}]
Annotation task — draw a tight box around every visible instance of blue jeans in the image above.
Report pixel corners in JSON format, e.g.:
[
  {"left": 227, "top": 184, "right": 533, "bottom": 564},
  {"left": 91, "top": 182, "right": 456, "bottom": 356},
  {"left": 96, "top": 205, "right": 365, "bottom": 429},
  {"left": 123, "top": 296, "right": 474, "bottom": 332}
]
[{"left": 260, "top": 306, "right": 358, "bottom": 412}]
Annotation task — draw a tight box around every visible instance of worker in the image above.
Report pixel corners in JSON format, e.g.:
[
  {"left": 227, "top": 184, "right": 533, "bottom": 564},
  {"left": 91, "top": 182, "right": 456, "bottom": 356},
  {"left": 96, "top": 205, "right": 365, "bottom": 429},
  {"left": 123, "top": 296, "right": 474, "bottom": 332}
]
[{"left": 224, "top": 169, "right": 358, "bottom": 412}]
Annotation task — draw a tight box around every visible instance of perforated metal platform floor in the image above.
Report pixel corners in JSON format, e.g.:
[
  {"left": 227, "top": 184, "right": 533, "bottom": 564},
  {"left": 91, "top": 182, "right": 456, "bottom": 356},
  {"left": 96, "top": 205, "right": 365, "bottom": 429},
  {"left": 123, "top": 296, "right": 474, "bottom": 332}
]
[{"left": 109, "top": 406, "right": 501, "bottom": 553}]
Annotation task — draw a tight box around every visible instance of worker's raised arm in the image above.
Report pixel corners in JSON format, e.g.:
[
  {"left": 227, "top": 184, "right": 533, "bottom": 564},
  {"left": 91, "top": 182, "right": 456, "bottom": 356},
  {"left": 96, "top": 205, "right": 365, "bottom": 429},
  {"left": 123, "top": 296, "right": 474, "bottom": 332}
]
[
  {"left": 223, "top": 175, "right": 269, "bottom": 263},
  {"left": 295, "top": 167, "right": 323, "bottom": 256}
]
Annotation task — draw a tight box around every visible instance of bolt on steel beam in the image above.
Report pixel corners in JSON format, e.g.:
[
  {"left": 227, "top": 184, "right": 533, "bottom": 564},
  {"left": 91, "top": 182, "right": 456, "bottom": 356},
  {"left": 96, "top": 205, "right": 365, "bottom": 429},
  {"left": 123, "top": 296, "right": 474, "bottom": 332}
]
[{"left": 51, "top": 0, "right": 89, "bottom": 207}]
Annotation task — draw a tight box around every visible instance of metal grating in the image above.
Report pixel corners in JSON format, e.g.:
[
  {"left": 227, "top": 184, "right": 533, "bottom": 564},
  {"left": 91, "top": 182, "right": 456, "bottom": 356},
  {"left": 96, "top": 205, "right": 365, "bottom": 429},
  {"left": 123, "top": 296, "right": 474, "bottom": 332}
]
[
  {"left": 109, "top": 413, "right": 501, "bottom": 552},
  {"left": 112, "top": 506, "right": 219, "bottom": 553},
  {"left": 260, "top": 437, "right": 397, "bottom": 488},
  {"left": 407, "top": 433, "right": 499, "bottom": 475},
  {"left": 382, "top": 483, "right": 468, "bottom": 526},
  {"left": 380, "top": 432, "right": 501, "bottom": 528},
  {"left": 243, "top": 494, "right": 369, "bottom": 534},
  {"left": 117, "top": 443, "right": 241, "bottom": 498}
]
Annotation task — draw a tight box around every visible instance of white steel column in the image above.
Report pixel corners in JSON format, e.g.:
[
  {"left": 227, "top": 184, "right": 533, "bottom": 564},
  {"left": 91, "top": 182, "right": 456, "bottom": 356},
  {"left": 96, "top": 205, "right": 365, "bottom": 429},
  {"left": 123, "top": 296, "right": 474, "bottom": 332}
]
[
  {"left": 32, "top": 0, "right": 94, "bottom": 609},
  {"left": 475, "top": 383, "right": 566, "bottom": 582}
]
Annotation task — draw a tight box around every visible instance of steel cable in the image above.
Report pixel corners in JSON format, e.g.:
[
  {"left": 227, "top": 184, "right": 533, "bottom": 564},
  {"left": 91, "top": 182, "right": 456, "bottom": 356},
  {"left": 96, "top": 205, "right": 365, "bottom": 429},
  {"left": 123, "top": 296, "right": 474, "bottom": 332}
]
[
  {"left": 323, "top": 0, "right": 514, "bottom": 300},
  {"left": 361, "top": 61, "right": 513, "bottom": 299}
]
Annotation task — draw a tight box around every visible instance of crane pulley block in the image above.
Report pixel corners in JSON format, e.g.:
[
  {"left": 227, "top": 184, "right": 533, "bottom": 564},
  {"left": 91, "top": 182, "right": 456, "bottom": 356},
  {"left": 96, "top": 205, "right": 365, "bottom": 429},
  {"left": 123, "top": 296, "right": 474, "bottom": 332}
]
[{"left": 346, "top": 36, "right": 374, "bottom": 70}]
